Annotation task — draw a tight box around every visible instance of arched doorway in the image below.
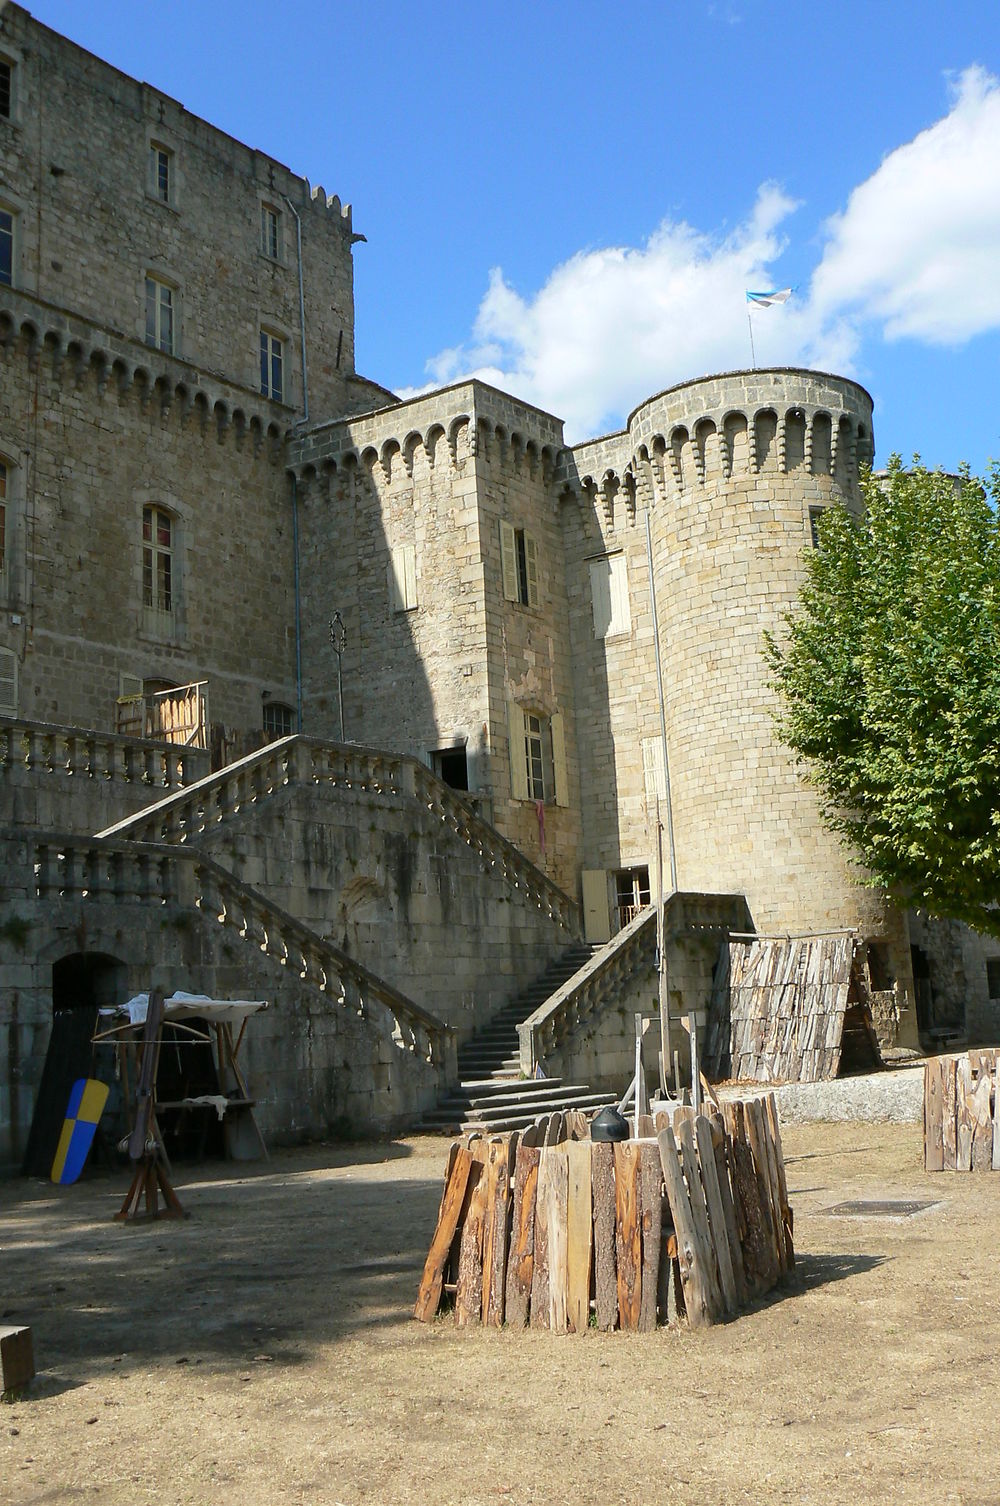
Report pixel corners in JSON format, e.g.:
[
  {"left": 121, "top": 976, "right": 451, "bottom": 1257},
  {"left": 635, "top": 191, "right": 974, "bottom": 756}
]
[{"left": 21, "top": 952, "right": 126, "bottom": 1178}]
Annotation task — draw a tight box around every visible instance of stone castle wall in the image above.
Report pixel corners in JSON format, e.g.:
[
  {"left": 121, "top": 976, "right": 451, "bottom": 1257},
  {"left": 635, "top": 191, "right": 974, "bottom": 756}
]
[
  {"left": 0, "top": 2, "right": 357, "bottom": 419},
  {"left": 0, "top": 320, "right": 297, "bottom": 738}
]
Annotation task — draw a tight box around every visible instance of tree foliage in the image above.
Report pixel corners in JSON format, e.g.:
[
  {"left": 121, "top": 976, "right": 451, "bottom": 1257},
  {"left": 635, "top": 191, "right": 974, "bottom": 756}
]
[{"left": 765, "top": 457, "right": 1000, "bottom": 936}]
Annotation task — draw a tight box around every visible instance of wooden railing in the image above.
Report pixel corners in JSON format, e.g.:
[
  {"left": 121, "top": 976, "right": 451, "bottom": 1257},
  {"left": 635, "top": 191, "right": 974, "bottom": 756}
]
[
  {"left": 98, "top": 735, "right": 580, "bottom": 933},
  {"left": 0, "top": 716, "right": 210, "bottom": 791},
  {"left": 23, "top": 829, "right": 453, "bottom": 1070},
  {"left": 518, "top": 907, "right": 658, "bottom": 1075}
]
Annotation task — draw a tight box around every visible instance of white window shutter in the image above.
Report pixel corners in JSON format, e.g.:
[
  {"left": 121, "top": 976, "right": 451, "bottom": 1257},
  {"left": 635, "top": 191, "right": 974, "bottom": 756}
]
[
  {"left": 550, "top": 710, "right": 568, "bottom": 806},
  {"left": 388, "top": 544, "right": 416, "bottom": 612},
  {"left": 507, "top": 698, "right": 528, "bottom": 800},
  {"left": 0, "top": 648, "right": 17, "bottom": 716},
  {"left": 524, "top": 533, "right": 539, "bottom": 607},
  {"left": 500, "top": 521, "right": 518, "bottom": 602},
  {"left": 403, "top": 544, "right": 417, "bottom": 610},
  {"left": 589, "top": 558, "right": 613, "bottom": 638},
  {"left": 609, "top": 553, "right": 631, "bottom": 635},
  {"left": 642, "top": 736, "right": 666, "bottom": 801}
]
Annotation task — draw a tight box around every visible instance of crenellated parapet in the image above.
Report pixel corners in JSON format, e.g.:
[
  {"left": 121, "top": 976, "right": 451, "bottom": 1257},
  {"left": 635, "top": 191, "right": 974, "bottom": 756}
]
[
  {"left": 0, "top": 286, "right": 289, "bottom": 461},
  {"left": 559, "top": 368, "right": 874, "bottom": 531},
  {"left": 286, "top": 377, "right": 566, "bottom": 495}
]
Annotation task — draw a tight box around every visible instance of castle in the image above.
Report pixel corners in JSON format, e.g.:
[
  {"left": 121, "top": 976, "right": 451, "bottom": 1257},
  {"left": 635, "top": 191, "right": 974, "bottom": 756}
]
[{"left": 1, "top": 5, "right": 996, "bottom": 1168}]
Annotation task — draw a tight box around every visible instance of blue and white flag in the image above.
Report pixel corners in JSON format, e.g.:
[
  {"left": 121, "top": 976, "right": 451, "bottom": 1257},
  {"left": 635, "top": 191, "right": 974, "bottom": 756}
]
[{"left": 746, "top": 287, "right": 793, "bottom": 307}]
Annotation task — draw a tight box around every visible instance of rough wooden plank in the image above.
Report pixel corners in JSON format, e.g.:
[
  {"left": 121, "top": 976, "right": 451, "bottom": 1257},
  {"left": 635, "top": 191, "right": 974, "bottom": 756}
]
[
  {"left": 724, "top": 1101, "right": 774, "bottom": 1296},
  {"left": 564, "top": 1109, "right": 589, "bottom": 1141},
  {"left": 546, "top": 1147, "right": 570, "bottom": 1333},
  {"left": 505, "top": 1141, "right": 540, "bottom": 1328},
  {"left": 0, "top": 1326, "right": 34, "bottom": 1394},
  {"left": 744, "top": 1097, "right": 784, "bottom": 1278},
  {"left": 993, "top": 1058, "right": 1000, "bottom": 1173},
  {"left": 480, "top": 1137, "right": 505, "bottom": 1324},
  {"left": 675, "top": 1115, "right": 725, "bottom": 1321},
  {"left": 455, "top": 1145, "right": 490, "bottom": 1326},
  {"left": 956, "top": 1056, "right": 975, "bottom": 1172},
  {"left": 764, "top": 1094, "right": 794, "bottom": 1268},
  {"left": 614, "top": 1141, "right": 642, "bottom": 1330},
  {"left": 753, "top": 1097, "right": 789, "bottom": 1278},
  {"left": 695, "top": 1115, "right": 738, "bottom": 1315},
  {"left": 591, "top": 1141, "right": 617, "bottom": 1331},
  {"left": 638, "top": 1141, "right": 662, "bottom": 1331},
  {"left": 657, "top": 1126, "right": 715, "bottom": 1328},
  {"left": 529, "top": 1147, "right": 551, "bottom": 1328},
  {"left": 710, "top": 1117, "right": 748, "bottom": 1306},
  {"left": 942, "top": 1056, "right": 958, "bottom": 1170},
  {"left": 544, "top": 1112, "right": 565, "bottom": 1147},
  {"left": 566, "top": 1139, "right": 593, "bottom": 1333},
  {"left": 414, "top": 1146, "right": 473, "bottom": 1322},
  {"left": 637, "top": 1113, "right": 655, "bottom": 1139},
  {"left": 485, "top": 1134, "right": 517, "bottom": 1326},
  {"left": 971, "top": 1067, "right": 993, "bottom": 1174}
]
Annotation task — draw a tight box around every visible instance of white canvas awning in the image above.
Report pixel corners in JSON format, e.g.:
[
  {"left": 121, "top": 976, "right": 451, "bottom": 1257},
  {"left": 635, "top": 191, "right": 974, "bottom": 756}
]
[{"left": 100, "top": 991, "right": 268, "bottom": 1028}]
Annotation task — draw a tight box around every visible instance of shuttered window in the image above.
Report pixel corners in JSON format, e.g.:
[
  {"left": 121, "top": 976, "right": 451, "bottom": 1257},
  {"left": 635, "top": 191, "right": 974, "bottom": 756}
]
[
  {"left": 388, "top": 543, "right": 417, "bottom": 612},
  {"left": 590, "top": 552, "right": 631, "bottom": 638},
  {"left": 499, "top": 521, "right": 539, "bottom": 607}
]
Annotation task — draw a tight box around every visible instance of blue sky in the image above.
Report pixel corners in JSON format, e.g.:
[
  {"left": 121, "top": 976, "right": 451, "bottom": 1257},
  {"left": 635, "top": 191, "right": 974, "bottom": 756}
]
[{"left": 23, "top": 0, "right": 1000, "bottom": 471}]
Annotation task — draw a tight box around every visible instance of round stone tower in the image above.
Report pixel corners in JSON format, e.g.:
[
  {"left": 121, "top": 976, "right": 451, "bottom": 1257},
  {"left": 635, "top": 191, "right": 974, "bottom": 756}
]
[{"left": 628, "top": 368, "right": 899, "bottom": 947}]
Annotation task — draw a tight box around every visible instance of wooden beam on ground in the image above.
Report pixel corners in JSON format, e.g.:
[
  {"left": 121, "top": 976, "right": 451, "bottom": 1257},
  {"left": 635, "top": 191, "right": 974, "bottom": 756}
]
[{"left": 414, "top": 1147, "right": 473, "bottom": 1321}]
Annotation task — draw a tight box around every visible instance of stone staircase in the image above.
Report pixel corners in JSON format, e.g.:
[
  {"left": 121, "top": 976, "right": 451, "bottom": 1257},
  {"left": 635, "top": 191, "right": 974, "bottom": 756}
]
[{"left": 420, "top": 944, "right": 619, "bottom": 1133}]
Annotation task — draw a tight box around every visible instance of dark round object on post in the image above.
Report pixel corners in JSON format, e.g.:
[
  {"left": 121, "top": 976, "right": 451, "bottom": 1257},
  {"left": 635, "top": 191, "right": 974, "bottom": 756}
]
[{"left": 590, "top": 1105, "right": 630, "bottom": 1142}]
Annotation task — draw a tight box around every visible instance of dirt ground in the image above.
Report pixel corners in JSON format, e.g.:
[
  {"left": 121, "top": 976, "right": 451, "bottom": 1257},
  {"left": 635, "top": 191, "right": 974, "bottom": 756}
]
[{"left": 1, "top": 1119, "right": 998, "bottom": 1506}]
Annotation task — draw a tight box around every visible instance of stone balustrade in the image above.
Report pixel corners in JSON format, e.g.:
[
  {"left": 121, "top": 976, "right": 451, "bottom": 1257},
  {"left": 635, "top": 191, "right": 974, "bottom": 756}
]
[
  {"left": 99, "top": 734, "right": 580, "bottom": 933},
  {"left": 519, "top": 907, "right": 658, "bottom": 1074},
  {"left": 0, "top": 717, "right": 210, "bottom": 793},
  {"left": 26, "top": 830, "right": 453, "bottom": 1070}
]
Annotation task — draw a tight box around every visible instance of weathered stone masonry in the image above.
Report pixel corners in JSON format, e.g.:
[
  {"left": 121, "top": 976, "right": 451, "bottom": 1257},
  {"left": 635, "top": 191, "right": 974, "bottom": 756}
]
[{"left": 2, "top": 6, "right": 1000, "bottom": 1171}]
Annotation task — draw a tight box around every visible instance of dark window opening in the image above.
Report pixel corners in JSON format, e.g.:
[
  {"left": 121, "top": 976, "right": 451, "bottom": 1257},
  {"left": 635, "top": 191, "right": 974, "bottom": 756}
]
[
  {"left": 263, "top": 701, "right": 294, "bottom": 739},
  {"left": 987, "top": 959, "right": 1000, "bottom": 1001},
  {"left": 614, "top": 866, "right": 650, "bottom": 931},
  {"left": 809, "top": 506, "right": 825, "bottom": 548},
  {"left": 0, "top": 61, "right": 11, "bottom": 120},
  {"left": 432, "top": 746, "right": 468, "bottom": 791},
  {"left": 865, "top": 941, "right": 893, "bottom": 992},
  {"left": 0, "top": 208, "right": 13, "bottom": 287}
]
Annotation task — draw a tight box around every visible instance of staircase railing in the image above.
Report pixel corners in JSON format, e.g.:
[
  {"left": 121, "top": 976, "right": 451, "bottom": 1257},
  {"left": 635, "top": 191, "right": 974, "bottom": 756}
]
[
  {"left": 19, "top": 828, "right": 453, "bottom": 1070},
  {"left": 519, "top": 908, "right": 658, "bottom": 1075},
  {"left": 98, "top": 734, "right": 580, "bottom": 932},
  {"left": 0, "top": 715, "right": 210, "bottom": 792},
  {"left": 518, "top": 891, "right": 753, "bottom": 1075}
]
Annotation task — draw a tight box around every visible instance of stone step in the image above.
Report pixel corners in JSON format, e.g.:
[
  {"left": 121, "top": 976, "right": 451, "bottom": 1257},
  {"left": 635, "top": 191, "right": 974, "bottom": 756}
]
[
  {"left": 422, "top": 1091, "right": 618, "bottom": 1134},
  {"left": 441, "top": 1075, "right": 564, "bottom": 1100},
  {"left": 426, "top": 1082, "right": 611, "bottom": 1119}
]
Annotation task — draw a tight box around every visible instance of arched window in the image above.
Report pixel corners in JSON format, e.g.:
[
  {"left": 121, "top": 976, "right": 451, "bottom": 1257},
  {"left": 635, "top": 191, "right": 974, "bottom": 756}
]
[
  {"left": 262, "top": 700, "right": 294, "bottom": 739},
  {"left": 142, "top": 504, "right": 173, "bottom": 613}
]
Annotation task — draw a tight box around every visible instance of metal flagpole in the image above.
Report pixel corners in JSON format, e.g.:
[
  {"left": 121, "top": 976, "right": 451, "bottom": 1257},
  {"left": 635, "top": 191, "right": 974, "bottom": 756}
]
[{"left": 748, "top": 308, "right": 756, "bottom": 369}]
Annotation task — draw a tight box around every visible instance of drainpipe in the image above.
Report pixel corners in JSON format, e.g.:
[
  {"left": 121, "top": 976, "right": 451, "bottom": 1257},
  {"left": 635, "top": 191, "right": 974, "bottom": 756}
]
[
  {"left": 282, "top": 194, "right": 309, "bottom": 425},
  {"left": 291, "top": 473, "right": 303, "bottom": 732}
]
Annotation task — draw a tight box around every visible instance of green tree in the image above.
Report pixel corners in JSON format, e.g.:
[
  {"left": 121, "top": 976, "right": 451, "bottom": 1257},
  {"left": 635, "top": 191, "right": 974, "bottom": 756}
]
[{"left": 765, "top": 457, "right": 1000, "bottom": 936}]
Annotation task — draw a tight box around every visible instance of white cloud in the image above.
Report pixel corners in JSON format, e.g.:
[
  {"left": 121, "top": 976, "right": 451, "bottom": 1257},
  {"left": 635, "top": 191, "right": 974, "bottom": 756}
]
[
  {"left": 413, "top": 185, "right": 802, "bottom": 439},
  {"left": 809, "top": 66, "right": 1000, "bottom": 349},
  {"left": 410, "top": 66, "right": 1000, "bottom": 439}
]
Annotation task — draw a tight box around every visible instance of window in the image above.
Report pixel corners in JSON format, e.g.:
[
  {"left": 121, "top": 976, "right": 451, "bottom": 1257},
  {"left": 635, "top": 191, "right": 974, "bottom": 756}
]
[
  {"left": 260, "top": 330, "right": 283, "bottom": 401},
  {"left": 149, "top": 143, "right": 171, "bottom": 203},
  {"left": 809, "top": 506, "right": 826, "bottom": 548},
  {"left": 0, "top": 59, "right": 11, "bottom": 121},
  {"left": 641, "top": 736, "right": 666, "bottom": 803},
  {"left": 145, "top": 276, "right": 174, "bottom": 353},
  {"left": 142, "top": 505, "right": 173, "bottom": 613},
  {"left": 614, "top": 867, "right": 650, "bottom": 930},
  {"left": 0, "top": 458, "right": 6, "bottom": 575},
  {"left": 589, "top": 552, "right": 631, "bottom": 638},
  {"left": 987, "top": 959, "right": 1000, "bottom": 1002},
  {"left": 0, "top": 206, "right": 13, "bottom": 287},
  {"left": 388, "top": 543, "right": 417, "bottom": 612},
  {"left": 261, "top": 203, "right": 280, "bottom": 260},
  {"left": 500, "top": 520, "right": 539, "bottom": 607},
  {"left": 507, "top": 700, "right": 567, "bottom": 805},
  {"left": 263, "top": 701, "right": 295, "bottom": 739},
  {"left": 0, "top": 646, "right": 15, "bottom": 715}
]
